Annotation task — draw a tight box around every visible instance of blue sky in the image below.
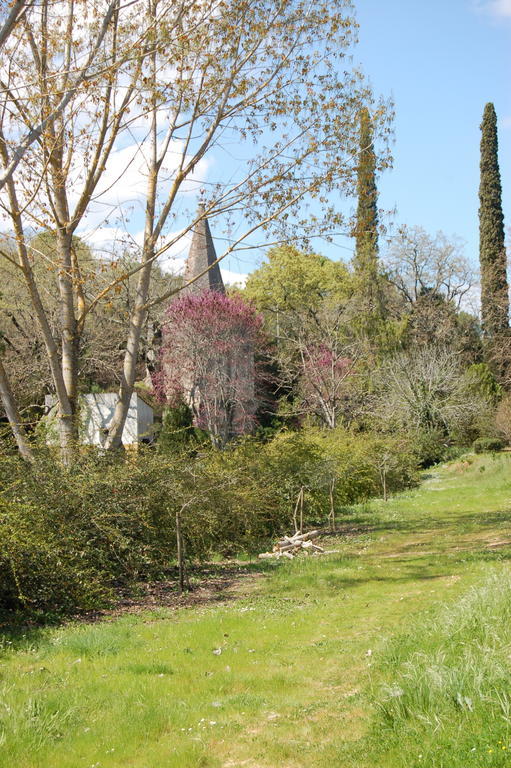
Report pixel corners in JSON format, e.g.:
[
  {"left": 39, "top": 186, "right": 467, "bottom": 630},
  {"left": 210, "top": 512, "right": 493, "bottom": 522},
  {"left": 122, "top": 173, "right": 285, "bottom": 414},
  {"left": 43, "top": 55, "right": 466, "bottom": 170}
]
[
  {"left": 355, "top": 0, "right": 510, "bottom": 264},
  {"left": 222, "top": 0, "right": 510, "bottom": 280}
]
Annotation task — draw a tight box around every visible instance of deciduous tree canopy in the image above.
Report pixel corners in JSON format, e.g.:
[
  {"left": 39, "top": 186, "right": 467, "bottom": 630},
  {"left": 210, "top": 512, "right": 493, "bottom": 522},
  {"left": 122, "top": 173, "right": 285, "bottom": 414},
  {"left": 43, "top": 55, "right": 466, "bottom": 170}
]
[{"left": 0, "top": 0, "right": 388, "bottom": 462}]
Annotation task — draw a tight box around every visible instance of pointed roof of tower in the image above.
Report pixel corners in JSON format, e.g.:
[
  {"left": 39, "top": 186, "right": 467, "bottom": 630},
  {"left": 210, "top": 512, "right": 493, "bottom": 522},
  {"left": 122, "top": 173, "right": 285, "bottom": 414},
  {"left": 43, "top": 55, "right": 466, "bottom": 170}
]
[{"left": 183, "top": 205, "right": 225, "bottom": 295}]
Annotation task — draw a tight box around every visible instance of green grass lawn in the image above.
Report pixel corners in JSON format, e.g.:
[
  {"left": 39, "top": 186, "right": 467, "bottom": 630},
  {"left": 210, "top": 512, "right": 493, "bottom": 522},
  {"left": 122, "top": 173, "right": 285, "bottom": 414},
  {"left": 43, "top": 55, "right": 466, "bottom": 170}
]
[{"left": 2, "top": 453, "right": 511, "bottom": 767}]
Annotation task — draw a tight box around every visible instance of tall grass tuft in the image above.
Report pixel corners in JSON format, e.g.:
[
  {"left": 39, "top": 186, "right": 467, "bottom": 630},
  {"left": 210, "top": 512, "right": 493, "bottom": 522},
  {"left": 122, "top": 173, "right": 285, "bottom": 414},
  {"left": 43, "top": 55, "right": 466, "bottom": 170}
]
[{"left": 372, "top": 572, "right": 511, "bottom": 766}]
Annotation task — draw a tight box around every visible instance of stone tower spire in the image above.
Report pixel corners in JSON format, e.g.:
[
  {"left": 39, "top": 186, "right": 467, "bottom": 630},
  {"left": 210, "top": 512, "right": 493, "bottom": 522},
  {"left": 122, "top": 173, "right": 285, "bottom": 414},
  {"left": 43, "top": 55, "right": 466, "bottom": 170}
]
[{"left": 183, "top": 205, "right": 225, "bottom": 294}]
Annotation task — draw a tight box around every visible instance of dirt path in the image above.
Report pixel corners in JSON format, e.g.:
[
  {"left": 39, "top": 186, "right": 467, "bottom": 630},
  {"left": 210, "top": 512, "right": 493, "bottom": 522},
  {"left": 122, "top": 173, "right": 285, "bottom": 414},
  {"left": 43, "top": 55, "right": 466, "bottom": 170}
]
[{"left": 75, "top": 563, "right": 267, "bottom": 623}]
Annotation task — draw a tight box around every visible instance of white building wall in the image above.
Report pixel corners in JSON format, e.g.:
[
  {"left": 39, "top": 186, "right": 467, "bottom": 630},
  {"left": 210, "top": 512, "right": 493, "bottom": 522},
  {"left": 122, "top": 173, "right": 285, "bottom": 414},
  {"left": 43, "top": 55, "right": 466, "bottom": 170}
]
[
  {"left": 136, "top": 397, "right": 155, "bottom": 443},
  {"left": 45, "top": 393, "right": 154, "bottom": 445}
]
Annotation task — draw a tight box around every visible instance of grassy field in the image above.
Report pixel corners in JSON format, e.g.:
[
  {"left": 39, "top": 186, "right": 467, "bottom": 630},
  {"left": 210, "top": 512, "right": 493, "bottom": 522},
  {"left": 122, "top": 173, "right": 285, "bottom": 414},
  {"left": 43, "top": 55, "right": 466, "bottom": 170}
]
[{"left": 1, "top": 452, "right": 511, "bottom": 767}]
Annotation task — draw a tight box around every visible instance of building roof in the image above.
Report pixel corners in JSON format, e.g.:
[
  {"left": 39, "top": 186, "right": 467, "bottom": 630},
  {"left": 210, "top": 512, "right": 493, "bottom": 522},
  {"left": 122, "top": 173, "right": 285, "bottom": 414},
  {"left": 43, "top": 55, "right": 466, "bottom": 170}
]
[{"left": 183, "top": 205, "right": 225, "bottom": 295}]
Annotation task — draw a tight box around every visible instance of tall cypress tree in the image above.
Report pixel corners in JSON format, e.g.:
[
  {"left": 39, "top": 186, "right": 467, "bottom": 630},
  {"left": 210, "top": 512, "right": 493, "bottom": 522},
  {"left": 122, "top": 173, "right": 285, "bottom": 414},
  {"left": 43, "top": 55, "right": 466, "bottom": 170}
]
[
  {"left": 479, "top": 103, "right": 509, "bottom": 340},
  {"left": 353, "top": 107, "right": 385, "bottom": 334},
  {"left": 355, "top": 107, "right": 379, "bottom": 272}
]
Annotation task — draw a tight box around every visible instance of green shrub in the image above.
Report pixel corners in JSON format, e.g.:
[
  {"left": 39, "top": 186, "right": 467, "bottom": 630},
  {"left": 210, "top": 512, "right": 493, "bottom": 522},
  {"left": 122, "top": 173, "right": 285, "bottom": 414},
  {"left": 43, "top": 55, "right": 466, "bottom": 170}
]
[
  {"left": 204, "top": 428, "right": 418, "bottom": 550},
  {"left": 464, "top": 362, "right": 502, "bottom": 405},
  {"left": 0, "top": 426, "right": 421, "bottom": 617},
  {"left": 472, "top": 436, "right": 505, "bottom": 454},
  {"left": 307, "top": 427, "right": 419, "bottom": 503},
  {"left": 0, "top": 495, "right": 109, "bottom": 615},
  {"left": 0, "top": 449, "right": 211, "bottom": 616},
  {"left": 410, "top": 428, "right": 450, "bottom": 468},
  {"left": 156, "top": 403, "right": 208, "bottom": 453},
  {"left": 199, "top": 433, "right": 325, "bottom": 553}
]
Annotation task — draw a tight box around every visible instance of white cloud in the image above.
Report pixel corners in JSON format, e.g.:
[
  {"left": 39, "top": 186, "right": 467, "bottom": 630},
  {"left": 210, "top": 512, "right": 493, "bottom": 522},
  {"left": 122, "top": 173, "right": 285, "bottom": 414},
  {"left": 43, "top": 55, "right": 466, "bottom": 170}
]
[
  {"left": 79, "top": 223, "right": 192, "bottom": 267},
  {"left": 78, "top": 219, "right": 252, "bottom": 291},
  {"left": 501, "top": 116, "right": 511, "bottom": 129},
  {"left": 475, "top": 0, "right": 511, "bottom": 17},
  {"left": 489, "top": 0, "right": 511, "bottom": 15},
  {"left": 78, "top": 226, "right": 143, "bottom": 258},
  {"left": 0, "top": 208, "right": 13, "bottom": 232},
  {"left": 156, "top": 229, "right": 192, "bottom": 273},
  {"left": 157, "top": 230, "right": 251, "bottom": 286},
  {"left": 71, "top": 133, "right": 211, "bottom": 242},
  {"left": 222, "top": 269, "right": 249, "bottom": 288},
  {"left": 152, "top": 229, "right": 250, "bottom": 287},
  {"left": 90, "top": 138, "right": 211, "bottom": 211}
]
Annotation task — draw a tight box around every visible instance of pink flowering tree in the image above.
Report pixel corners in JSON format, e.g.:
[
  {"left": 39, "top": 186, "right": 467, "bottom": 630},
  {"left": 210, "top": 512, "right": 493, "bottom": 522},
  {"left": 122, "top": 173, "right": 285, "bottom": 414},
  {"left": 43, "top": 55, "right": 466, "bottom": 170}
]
[{"left": 154, "top": 291, "right": 263, "bottom": 447}]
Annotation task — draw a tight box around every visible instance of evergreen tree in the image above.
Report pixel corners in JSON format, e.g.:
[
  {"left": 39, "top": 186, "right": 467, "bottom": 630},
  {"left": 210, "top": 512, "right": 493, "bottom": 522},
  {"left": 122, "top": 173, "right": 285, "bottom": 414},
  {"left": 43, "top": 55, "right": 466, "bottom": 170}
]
[
  {"left": 352, "top": 107, "right": 385, "bottom": 337},
  {"left": 479, "top": 103, "right": 509, "bottom": 341},
  {"left": 355, "top": 107, "right": 379, "bottom": 271}
]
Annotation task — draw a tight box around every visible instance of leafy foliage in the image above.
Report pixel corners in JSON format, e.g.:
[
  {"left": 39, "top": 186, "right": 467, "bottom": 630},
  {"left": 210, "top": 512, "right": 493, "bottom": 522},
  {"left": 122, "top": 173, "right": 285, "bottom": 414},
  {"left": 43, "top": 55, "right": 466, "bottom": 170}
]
[
  {"left": 0, "top": 425, "right": 419, "bottom": 616},
  {"left": 495, "top": 393, "right": 511, "bottom": 442},
  {"left": 0, "top": 234, "right": 171, "bottom": 409},
  {"left": 472, "top": 437, "right": 505, "bottom": 453},
  {"left": 244, "top": 247, "right": 360, "bottom": 428}
]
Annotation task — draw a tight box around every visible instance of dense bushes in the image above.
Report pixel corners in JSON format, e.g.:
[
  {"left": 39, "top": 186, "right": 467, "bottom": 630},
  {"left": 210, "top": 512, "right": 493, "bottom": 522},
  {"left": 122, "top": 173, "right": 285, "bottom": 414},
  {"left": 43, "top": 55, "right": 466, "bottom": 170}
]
[
  {"left": 305, "top": 428, "right": 418, "bottom": 502},
  {"left": 0, "top": 452, "right": 179, "bottom": 615},
  {"left": 472, "top": 436, "right": 505, "bottom": 453},
  {"left": 0, "top": 428, "right": 419, "bottom": 617}
]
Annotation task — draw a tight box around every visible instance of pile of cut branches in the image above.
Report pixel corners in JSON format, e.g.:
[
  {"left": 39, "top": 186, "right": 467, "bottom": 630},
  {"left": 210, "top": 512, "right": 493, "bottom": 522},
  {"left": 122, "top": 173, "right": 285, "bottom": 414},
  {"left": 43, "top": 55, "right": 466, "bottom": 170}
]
[{"left": 258, "top": 530, "right": 337, "bottom": 560}]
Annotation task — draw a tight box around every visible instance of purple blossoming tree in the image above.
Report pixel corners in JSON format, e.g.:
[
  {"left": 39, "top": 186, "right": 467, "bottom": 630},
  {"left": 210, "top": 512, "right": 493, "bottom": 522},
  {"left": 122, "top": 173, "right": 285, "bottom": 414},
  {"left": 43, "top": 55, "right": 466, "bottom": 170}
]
[{"left": 155, "top": 291, "right": 262, "bottom": 447}]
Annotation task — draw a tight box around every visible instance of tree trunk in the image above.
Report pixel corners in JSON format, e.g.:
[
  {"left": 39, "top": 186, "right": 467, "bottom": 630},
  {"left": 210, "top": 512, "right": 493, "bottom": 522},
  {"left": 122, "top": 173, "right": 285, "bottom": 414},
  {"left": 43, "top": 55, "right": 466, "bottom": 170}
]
[
  {"left": 104, "top": 254, "right": 153, "bottom": 450},
  {"left": 0, "top": 359, "right": 33, "bottom": 462},
  {"left": 176, "top": 504, "right": 186, "bottom": 594},
  {"left": 299, "top": 486, "right": 304, "bottom": 534},
  {"left": 293, "top": 486, "right": 304, "bottom": 535},
  {"left": 0, "top": 128, "right": 75, "bottom": 463},
  {"left": 329, "top": 477, "right": 336, "bottom": 532},
  {"left": 56, "top": 230, "right": 80, "bottom": 463},
  {"left": 104, "top": 25, "right": 158, "bottom": 451}
]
